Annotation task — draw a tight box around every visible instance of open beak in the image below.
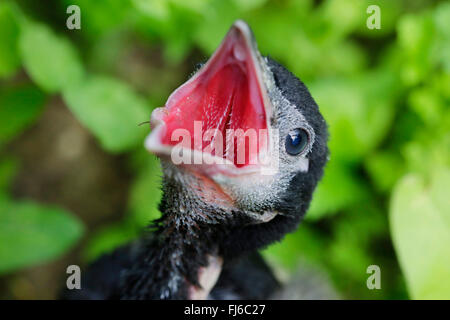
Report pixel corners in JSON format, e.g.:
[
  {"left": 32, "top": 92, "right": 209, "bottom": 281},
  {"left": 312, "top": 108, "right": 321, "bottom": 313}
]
[{"left": 145, "top": 20, "right": 274, "bottom": 177}]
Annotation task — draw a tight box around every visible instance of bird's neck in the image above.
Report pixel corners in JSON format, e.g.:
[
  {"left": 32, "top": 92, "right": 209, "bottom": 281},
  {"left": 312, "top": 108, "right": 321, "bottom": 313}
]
[{"left": 121, "top": 164, "right": 250, "bottom": 299}]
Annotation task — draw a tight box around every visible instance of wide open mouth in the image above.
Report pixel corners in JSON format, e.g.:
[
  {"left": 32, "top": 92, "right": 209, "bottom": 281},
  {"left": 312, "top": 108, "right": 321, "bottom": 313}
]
[{"left": 146, "top": 20, "right": 272, "bottom": 175}]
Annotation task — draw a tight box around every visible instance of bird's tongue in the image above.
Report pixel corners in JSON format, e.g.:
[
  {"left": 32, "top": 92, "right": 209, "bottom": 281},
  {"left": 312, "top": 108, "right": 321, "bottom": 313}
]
[{"left": 156, "top": 25, "right": 268, "bottom": 168}]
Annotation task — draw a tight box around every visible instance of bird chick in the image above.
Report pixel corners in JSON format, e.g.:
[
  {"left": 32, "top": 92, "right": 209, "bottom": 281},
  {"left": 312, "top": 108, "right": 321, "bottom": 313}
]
[{"left": 63, "top": 20, "right": 328, "bottom": 300}]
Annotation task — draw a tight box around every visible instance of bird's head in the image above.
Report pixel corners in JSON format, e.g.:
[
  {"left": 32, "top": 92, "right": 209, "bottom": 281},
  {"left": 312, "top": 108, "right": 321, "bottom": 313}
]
[{"left": 146, "top": 20, "right": 328, "bottom": 252}]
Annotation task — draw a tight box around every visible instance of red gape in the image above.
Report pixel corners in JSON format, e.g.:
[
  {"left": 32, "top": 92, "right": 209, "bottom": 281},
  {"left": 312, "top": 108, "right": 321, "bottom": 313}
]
[{"left": 159, "top": 28, "right": 268, "bottom": 167}]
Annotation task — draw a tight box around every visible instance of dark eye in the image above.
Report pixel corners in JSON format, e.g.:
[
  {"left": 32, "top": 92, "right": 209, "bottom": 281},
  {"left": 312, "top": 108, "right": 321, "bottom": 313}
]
[{"left": 285, "top": 128, "right": 309, "bottom": 155}]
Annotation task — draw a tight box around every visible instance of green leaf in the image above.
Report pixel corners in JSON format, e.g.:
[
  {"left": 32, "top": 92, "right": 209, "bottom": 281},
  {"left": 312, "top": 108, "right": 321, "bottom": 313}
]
[
  {"left": 0, "top": 84, "right": 46, "bottom": 146},
  {"left": 408, "top": 86, "right": 444, "bottom": 126},
  {"left": 402, "top": 129, "right": 450, "bottom": 177},
  {"left": 128, "top": 155, "right": 162, "bottom": 227},
  {"left": 0, "top": 157, "right": 18, "bottom": 192},
  {"left": 397, "top": 12, "right": 436, "bottom": 86},
  {"left": 390, "top": 170, "right": 450, "bottom": 299},
  {"left": 0, "top": 2, "right": 21, "bottom": 78},
  {"left": 19, "top": 21, "right": 85, "bottom": 93},
  {"left": 434, "top": 2, "right": 450, "bottom": 72},
  {"left": 0, "top": 200, "right": 84, "bottom": 274},
  {"left": 83, "top": 222, "right": 138, "bottom": 263},
  {"left": 365, "top": 151, "right": 405, "bottom": 193},
  {"left": 429, "top": 170, "right": 450, "bottom": 228},
  {"left": 263, "top": 224, "right": 326, "bottom": 271},
  {"left": 307, "top": 159, "right": 369, "bottom": 220},
  {"left": 321, "top": 203, "right": 387, "bottom": 289},
  {"left": 328, "top": 237, "right": 371, "bottom": 283},
  {"left": 317, "top": 0, "right": 365, "bottom": 39},
  {"left": 63, "top": 75, "right": 150, "bottom": 152},
  {"left": 310, "top": 71, "right": 397, "bottom": 162}
]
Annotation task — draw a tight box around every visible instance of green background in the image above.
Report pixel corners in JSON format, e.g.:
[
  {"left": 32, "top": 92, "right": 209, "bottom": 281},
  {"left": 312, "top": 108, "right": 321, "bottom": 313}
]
[{"left": 0, "top": 0, "right": 449, "bottom": 299}]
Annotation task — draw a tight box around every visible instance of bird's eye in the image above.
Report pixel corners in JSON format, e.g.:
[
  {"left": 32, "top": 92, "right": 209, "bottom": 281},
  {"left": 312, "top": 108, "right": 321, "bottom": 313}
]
[{"left": 285, "top": 128, "right": 309, "bottom": 155}]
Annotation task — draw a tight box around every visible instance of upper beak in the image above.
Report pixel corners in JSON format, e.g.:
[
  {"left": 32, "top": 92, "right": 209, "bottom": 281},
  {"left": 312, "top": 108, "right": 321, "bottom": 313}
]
[{"left": 145, "top": 20, "right": 274, "bottom": 177}]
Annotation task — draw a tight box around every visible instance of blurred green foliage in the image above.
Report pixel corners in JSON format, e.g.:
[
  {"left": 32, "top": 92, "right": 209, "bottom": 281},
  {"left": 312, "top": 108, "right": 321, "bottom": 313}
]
[
  {"left": 0, "top": 200, "right": 84, "bottom": 274},
  {"left": 0, "top": 0, "right": 448, "bottom": 299}
]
